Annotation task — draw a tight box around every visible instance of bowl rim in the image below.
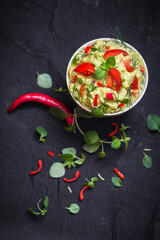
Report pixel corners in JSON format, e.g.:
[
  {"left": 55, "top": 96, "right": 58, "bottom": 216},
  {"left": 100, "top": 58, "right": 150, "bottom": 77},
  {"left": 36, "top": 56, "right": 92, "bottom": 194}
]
[{"left": 66, "top": 38, "right": 149, "bottom": 117}]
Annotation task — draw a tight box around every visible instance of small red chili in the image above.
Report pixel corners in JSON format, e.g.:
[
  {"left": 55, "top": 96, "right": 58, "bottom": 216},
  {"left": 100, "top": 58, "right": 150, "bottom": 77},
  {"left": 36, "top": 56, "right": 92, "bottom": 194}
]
[
  {"left": 63, "top": 170, "right": 80, "bottom": 183},
  {"left": 114, "top": 168, "right": 124, "bottom": 179},
  {"left": 118, "top": 103, "right": 124, "bottom": 108},
  {"left": 140, "top": 64, "right": 145, "bottom": 72},
  {"left": 80, "top": 83, "right": 86, "bottom": 98},
  {"left": 108, "top": 122, "right": 118, "bottom": 137},
  {"left": 94, "top": 94, "right": 98, "bottom": 107},
  {"left": 85, "top": 46, "right": 92, "bottom": 54},
  {"left": 79, "top": 185, "right": 90, "bottom": 200},
  {"left": 97, "top": 82, "right": 102, "bottom": 87},
  {"left": 47, "top": 151, "right": 54, "bottom": 157},
  {"left": 106, "top": 93, "right": 114, "bottom": 101},
  {"left": 105, "top": 46, "right": 111, "bottom": 50},
  {"left": 72, "top": 75, "right": 78, "bottom": 83},
  {"left": 29, "top": 159, "right": 42, "bottom": 175}
]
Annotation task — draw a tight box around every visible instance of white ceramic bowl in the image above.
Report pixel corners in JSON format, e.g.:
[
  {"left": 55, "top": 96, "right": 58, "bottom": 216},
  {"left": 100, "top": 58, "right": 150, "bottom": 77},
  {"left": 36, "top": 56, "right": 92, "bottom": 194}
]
[{"left": 66, "top": 38, "right": 148, "bottom": 117}]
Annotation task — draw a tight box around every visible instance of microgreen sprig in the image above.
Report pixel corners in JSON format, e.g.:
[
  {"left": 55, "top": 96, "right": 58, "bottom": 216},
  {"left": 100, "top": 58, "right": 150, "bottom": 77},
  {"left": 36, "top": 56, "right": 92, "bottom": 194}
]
[{"left": 28, "top": 196, "right": 49, "bottom": 216}]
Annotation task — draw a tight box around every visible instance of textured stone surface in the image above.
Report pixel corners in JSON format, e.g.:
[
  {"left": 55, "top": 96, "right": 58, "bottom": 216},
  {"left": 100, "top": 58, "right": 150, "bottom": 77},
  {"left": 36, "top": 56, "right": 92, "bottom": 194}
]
[{"left": 0, "top": 0, "right": 160, "bottom": 239}]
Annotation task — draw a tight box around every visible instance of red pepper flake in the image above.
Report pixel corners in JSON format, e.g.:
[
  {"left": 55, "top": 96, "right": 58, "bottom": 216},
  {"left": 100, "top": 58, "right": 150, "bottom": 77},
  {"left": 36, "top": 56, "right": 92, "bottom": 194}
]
[
  {"left": 114, "top": 168, "right": 124, "bottom": 179},
  {"left": 118, "top": 103, "right": 124, "bottom": 108},
  {"left": 140, "top": 64, "right": 145, "bottom": 72},
  {"left": 106, "top": 93, "right": 114, "bottom": 101},
  {"left": 108, "top": 122, "right": 118, "bottom": 137},
  {"left": 79, "top": 185, "right": 90, "bottom": 200},
  {"left": 94, "top": 94, "right": 98, "bottom": 107},
  {"left": 105, "top": 46, "right": 111, "bottom": 50},
  {"left": 85, "top": 46, "right": 92, "bottom": 55},
  {"left": 72, "top": 75, "right": 78, "bottom": 83},
  {"left": 47, "top": 151, "right": 54, "bottom": 157},
  {"left": 80, "top": 83, "right": 86, "bottom": 98},
  {"left": 29, "top": 159, "right": 42, "bottom": 175},
  {"left": 97, "top": 82, "right": 102, "bottom": 87},
  {"left": 63, "top": 170, "right": 80, "bottom": 183}
]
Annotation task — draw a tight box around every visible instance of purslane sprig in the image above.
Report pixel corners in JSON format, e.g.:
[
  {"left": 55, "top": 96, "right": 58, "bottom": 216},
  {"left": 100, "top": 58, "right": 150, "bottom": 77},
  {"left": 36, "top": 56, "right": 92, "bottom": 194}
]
[{"left": 28, "top": 196, "right": 49, "bottom": 216}]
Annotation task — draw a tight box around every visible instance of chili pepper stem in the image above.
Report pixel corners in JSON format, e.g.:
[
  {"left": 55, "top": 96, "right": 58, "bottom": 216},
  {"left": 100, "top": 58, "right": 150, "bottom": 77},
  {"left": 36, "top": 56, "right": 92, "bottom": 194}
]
[{"left": 74, "top": 108, "right": 85, "bottom": 135}]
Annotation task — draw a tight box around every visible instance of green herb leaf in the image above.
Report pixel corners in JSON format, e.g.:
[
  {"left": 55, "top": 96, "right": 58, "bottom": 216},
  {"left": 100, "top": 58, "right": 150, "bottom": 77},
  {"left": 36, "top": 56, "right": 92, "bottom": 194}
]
[
  {"left": 59, "top": 154, "right": 74, "bottom": 161},
  {"left": 83, "top": 131, "right": 99, "bottom": 144},
  {"left": 91, "top": 108, "right": 104, "bottom": 118},
  {"left": 66, "top": 203, "right": 80, "bottom": 214},
  {"left": 83, "top": 142, "right": 100, "bottom": 153},
  {"left": 91, "top": 177, "right": 98, "bottom": 183},
  {"left": 49, "top": 162, "right": 65, "bottom": 178},
  {"left": 106, "top": 56, "right": 116, "bottom": 67},
  {"left": 62, "top": 147, "right": 76, "bottom": 156},
  {"left": 111, "top": 139, "right": 121, "bottom": 149},
  {"left": 147, "top": 114, "right": 160, "bottom": 132},
  {"left": 111, "top": 176, "right": 122, "bottom": 187},
  {"left": 64, "top": 124, "right": 76, "bottom": 132},
  {"left": 99, "top": 151, "right": 106, "bottom": 158},
  {"left": 76, "top": 78, "right": 83, "bottom": 84},
  {"left": 88, "top": 182, "right": 94, "bottom": 188},
  {"left": 43, "top": 196, "right": 49, "bottom": 208},
  {"left": 28, "top": 208, "right": 41, "bottom": 216},
  {"left": 121, "top": 99, "right": 129, "bottom": 104},
  {"left": 142, "top": 153, "right": 152, "bottom": 169},
  {"left": 36, "top": 126, "right": 47, "bottom": 142},
  {"left": 76, "top": 106, "right": 92, "bottom": 118},
  {"left": 119, "top": 123, "right": 130, "bottom": 131},
  {"left": 37, "top": 72, "right": 52, "bottom": 89},
  {"left": 49, "top": 107, "right": 67, "bottom": 120},
  {"left": 53, "top": 87, "right": 67, "bottom": 93},
  {"left": 72, "top": 57, "right": 77, "bottom": 65},
  {"left": 91, "top": 47, "right": 99, "bottom": 52},
  {"left": 100, "top": 63, "right": 107, "bottom": 70},
  {"left": 93, "top": 68, "right": 106, "bottom": 79}
]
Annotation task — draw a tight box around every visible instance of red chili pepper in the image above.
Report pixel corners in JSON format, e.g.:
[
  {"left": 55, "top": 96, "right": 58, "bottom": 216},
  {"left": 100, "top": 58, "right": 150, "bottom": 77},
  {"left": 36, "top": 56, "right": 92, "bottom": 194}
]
[
  {"left": 94, "top": 94, "right": 98, "bottom": 107},
  {"left": 74, "top": 62, "right": 95, "bottom": 76},
  {"left": 63, "top": 170, "right": 80, "bottom": 183},
  {"left": 79, "top": 185, "right": 90, "bottom": 200},
  {"left": 118, "top": 103, "right": 124, "bottom": 108},
  {"left": 72, "top": 75, "right": 78, "bottom": 83},
  {"left": 97, "top": 82, "right": 102, "bottom": 87},
  {"left": 47, "top": 151, "right": 54, "bottom": 157},
  {"left": 29, "top": 159, "right": 42, "bottom": 175},
  {"left": 123, "top": 59, "right": 134, "bottom": 72},
  {"left": 131, "top": 75, "right": 138, "bottom": 90},
  {"left": 114, "top": 168, "right": 124, "bottom": 179},
  {"left": 106, "top": 93, "right": 114, "bottom": 101},
  {"left": 108, "top": 122, "right": 118, "bottom": 137},
  {"left": 140, "top": 64, "right": 145, "bottom": 72},
  {"left": 105, "top": 46, "right": 111, "bottom": 50},
  {"left": 7, "top": 93, "right": 74, "bottom": 125},
  {"left": 80, "top": 83, "right": 86, "bottom": 98},
  {"left": 104, "top": 49, "right": 128, "bottom": 59},
  {"left": 107, "top": 68, "right": 121, "bottom": 92},
  {"left": 85, "top": 46, "right": 92, "bottom": 54}
]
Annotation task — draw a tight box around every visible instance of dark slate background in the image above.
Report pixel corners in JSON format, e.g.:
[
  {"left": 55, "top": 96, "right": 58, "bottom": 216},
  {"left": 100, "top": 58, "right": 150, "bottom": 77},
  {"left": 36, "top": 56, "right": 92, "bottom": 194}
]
[{"left": 0, "top": 0, "right": 160, "bottom": 239}]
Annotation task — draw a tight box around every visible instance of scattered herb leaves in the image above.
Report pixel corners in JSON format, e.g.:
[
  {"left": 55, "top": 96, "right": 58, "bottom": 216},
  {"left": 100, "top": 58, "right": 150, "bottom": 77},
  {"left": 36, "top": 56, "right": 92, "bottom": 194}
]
[
  {"left": 37, "top": 72, "right": 52, "bottom": 89},
  {"left": 66, "top": 203, "right": 80, "bottom": 214},
  {"left": 28, "top": 196, "right": 49, "bottom": 216},
  {"left": 83, "top": 131, "right": 99, "bottom": 144},
  {"left": 83, "top": 142, "right": 100, "bottom": 153},
  {"left": 142, "top": 153, "right": 152, "bottom": 169},
  {"left": 49, "top": 107, "right": 67, "bottom": 120},
  {"left": 53, "top": 87, "right": 67, "bottom": 93},
  {"left": 111, "top": 176, "right": 122, "bottom": 187},
  {"left": 49, "top": 162, "right": 65, "bottom": 178},
  {"left": 147, "top": 114, "right": 160, "bottom": 133},
  {"left": 36, "top": 126, "right": 47, "bottom": 142},
  {"left": 91, "top": 108, "right": 104, "bottom": 118}
]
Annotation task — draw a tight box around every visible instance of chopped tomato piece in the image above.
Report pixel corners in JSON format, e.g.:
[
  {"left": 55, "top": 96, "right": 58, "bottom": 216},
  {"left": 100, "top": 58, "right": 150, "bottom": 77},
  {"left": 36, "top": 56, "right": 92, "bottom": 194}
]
[
  {"left": 74, "top": 62, "right": 95, "bottom": 76},
  {"left": 131, "top": 75, "right": 138, "bottom": 90},
  {"left": 140, "top": 64, "right": 145, "bottom": 72},
  {"left": 124, "top": 59, "right": 134, "bottom": 72},
  {"left": 107, "top": 68, "right": 121, "bottom": 92},
  {"left": 72, "top": 75, "right": 78, "bottom": 83},
  {"left": 118, "top": 103, "right": 124, "bottom": 108},
  {"left": 94, "top": 94, "right": 98, "bottom": 107},
  {"left": 97, "top": 82, "right": 102, "bottom": 87},
  {"left": 104, "top": 49, "right": 128, "bottom": 59},
  {"left": 106, "top": 93, "right": 114, "bottom": 100},
  {"left": 85, "top": 46, "right": 92, "bottom": 54},
  {"left": 105, "top": 46, "right": 111, "bottom": 50},
  {"left": 80, "top": 83, "right": 86, "bottom": 98}
]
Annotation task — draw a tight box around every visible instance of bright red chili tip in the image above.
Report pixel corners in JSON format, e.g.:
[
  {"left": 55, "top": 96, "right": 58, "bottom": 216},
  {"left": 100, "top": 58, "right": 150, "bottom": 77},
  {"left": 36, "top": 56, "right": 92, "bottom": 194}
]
[
  {"left": 108, "top": 122, "right": 118, "bottom": 137},
  {"left": 47, "top": 151, "right": 54, "bottom": 157},
  {"left": 29, "top": 159, "right": 42, "bottom": 175},
  {"left": 114, "top": 168, "right": 124, "bottom": 179},
  {"left": 63, "top": 170, "right": 80, "bottom": 183},
  {"left": 118, "top": 103, "right": 124, "bottom": 108}
]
